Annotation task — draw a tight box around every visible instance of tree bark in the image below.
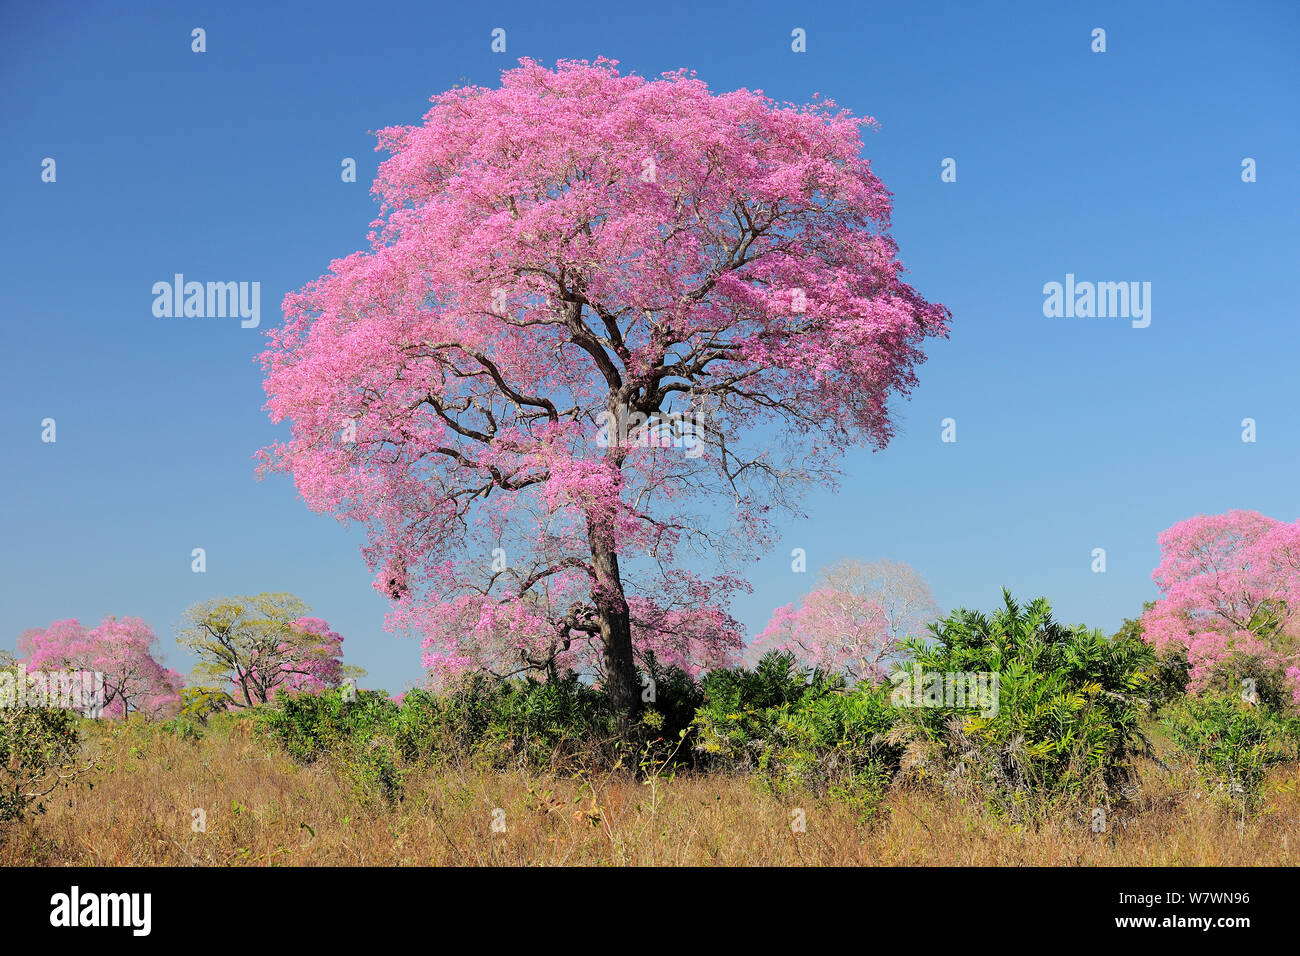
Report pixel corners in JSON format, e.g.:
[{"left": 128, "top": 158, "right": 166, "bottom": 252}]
[{"left": 586, "top": 510, "right": 641, "bottom": 731}]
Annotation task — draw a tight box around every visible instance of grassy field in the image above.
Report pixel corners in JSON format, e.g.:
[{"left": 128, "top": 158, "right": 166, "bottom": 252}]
[{"left": 4, "top": 718, "right": 1299, "bottom": 866}]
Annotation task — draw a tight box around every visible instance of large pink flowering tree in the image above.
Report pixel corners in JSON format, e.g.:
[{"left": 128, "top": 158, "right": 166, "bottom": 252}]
[
  {"left": 259, "top": 58, "right": 950, "bottom": 719},
  {"left": 17, "top": 616, "right": 184, "bottom": 718},
  {"left": 1142, "top": 510, "right": 1300, "bottom": 702}
]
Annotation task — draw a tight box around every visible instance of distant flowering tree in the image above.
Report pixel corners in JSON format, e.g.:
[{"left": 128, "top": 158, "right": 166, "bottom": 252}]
[
  {"left": 1142, "top": 510, "right": 1300, "bottom": 703},
  {"left": 17, "top": 616, "right": 183, "bottom": 718},
  {"left": 259, "top": 58, "right": 950, "bottom": 721},
  {"left": 179, "top": 594, "right": 348, "bottom": 708},
  {"left": 748, "top": 559, "right": 938, "bottom": 683},
  {"left": 821, "top": 558, "right": 940, "bottom": 649},
  {"left": 749, "top": 587, "right": 890, "bottom": 683}
]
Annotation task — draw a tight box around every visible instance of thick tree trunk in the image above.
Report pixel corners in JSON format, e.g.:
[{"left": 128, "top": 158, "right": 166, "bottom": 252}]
[{"left": 586, "top": 511, "right": 641, "bottom": 731}]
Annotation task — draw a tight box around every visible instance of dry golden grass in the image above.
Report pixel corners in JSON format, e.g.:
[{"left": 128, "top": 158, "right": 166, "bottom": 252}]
[{"left": 4, "top": 720, "right": 1298, "bottom": 866}]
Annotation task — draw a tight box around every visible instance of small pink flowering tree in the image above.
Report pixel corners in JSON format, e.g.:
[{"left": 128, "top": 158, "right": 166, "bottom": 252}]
[
  {"left": 259, "top": 59, "right": 950, "bottom": 721},
  {"left": 1142, "top": 510, "right": 1300, "bottom": 702},
  {"left": 17, "top": 616, "right": 184, "bottom": 718}
]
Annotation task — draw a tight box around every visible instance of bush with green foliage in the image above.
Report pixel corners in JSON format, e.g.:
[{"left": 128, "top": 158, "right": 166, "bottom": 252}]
[
  {"left": 1162, "top": 692, "right": 1299, "bottom": 813},
  {"left": 254, "top": 688, "right": 405, "bottom": 805},
  {"left": 156, "top": 715, "right": 204, "bottom": 741},
  {"left": 253, "top": 665, "right": 703, "bottom": 803},
  {"left": 254, "top": 687, "right": 397, "bottom": 762},
  {"left": 1112, "top": 603, "right": 1190, "bottom": 710},
  {"left": 1194, "top": 654, "right": 1298, "bottom": 713},
  {"left": 404, "top": 663, "right": 701, "bottom": 771},
  {"left": 891, "top": 591, "right": 1155, "bottom": 819},
  {"left": 693, "top": 651, "right": 899, "bottom": 813},
  {"left": 426, "top": 672, "right": 621, "bottom": 769},
  {"left": 0, "top": 706, "right": 82, "bottom": 827}
]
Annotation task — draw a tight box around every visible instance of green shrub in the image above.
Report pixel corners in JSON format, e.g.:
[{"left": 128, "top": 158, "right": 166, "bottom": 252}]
[
  {"left": 157, "top": 715, "right": 204, "bottom": 741},
  {"left": 254, "top": 688, "right": 405, "bottom": 805},
  {"left": 1145, "top": 650, "right": 1193, "bottom": 710},
  {"left": 891, "top": 591, "right": 1155, "bottom": 820},
  {"left": 693, "top": 651, "right": 900, "bottom": 814},
  {"left": 254, "top": 668, "right": 703, "bottom": 803},
  {"left": 1198, "top": 659, "right": 1297, "bottom": 713},
  {"left": 639, "top": 654, "right": 705, "bottom": 752},
  {"left": 1163, "top": 692, "right": 1300, "bottom": 813},
  {"left": 254, "top": 687, "right": 398, "bottom": 763},
  {"left": 409, "top": 672, "right": 625, "bottom": 771},
  {"left": 0, "top": 707, "right": 82, "bottom": 827},
  {"left": 391, "top": 666, "right": 701, "bottom": 772}
]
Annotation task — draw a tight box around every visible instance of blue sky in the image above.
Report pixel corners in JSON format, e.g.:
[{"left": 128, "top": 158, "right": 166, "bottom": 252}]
[{"left": 2, "top": 0, "right": 1297, "bottom": 693}]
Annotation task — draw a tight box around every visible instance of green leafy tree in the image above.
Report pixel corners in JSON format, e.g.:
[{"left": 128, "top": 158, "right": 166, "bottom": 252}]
[
  {"left": 1113, "top": 601, "right": 1189, "bottom": 709},
  {"left": 178, "top": 593, "right": 356, "bottom": 709},
  {"left": 178, "top": 686, "right": 229, "bottom": 724}
]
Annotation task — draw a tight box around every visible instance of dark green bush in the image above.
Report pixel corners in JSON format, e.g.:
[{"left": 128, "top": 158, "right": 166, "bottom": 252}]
[
  {"left": 891, "top": 591, "right": 1155, "bottom": 819},
  {"left": 254, "top": 667, "right": 704, "bottom": 804},
  {"left": 393, "top": 672, "right": 619, "bottom": 770},
  {"left": 157, "top": 715, "right": 204, "bottom": 741},
  {"left": 1198, "top": 659, "right": 1297, "bottom": 713},
  {"left": 640, "top": 653, "right": 705, "bottom": 750},
  {"left": 0, "top": 707, "right": 82, "bottom": 826},
  {"left": 392, "top": 668, "right": 700, "bottom": 772},
  {"left": 254, "top": 688, "right": 398, "bottom": 763},
  {"left": 694, "top": 651, "right": 900, "bottom": 814},
  {"left": 254, "top": 688, "right": 405, "bottom": 805}
]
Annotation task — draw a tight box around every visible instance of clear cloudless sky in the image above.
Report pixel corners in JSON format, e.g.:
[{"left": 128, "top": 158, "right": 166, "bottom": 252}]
[{"left": 2, "top": 0, "right": 1297, "bottom": 693}]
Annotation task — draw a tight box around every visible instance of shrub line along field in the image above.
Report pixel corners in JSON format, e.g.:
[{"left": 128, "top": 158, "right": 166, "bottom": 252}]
[{"left": 5, "top": 591, "right": 1299, "bottom": 866}]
